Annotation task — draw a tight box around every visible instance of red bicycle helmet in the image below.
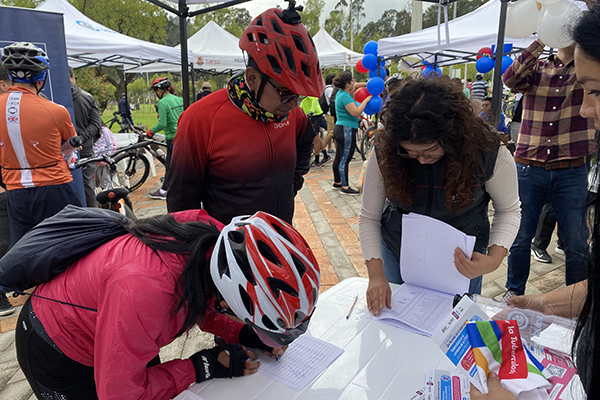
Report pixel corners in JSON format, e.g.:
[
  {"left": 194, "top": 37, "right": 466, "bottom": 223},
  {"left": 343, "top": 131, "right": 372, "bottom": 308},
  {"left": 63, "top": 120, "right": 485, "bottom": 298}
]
[
  {"left": 239, "top": 6, "right": 325, "bottom": 98},
  {"left": 150, "top": 77, "right": 171, "bottom": 91},
  {"left": 210, "top": 212, "right": 320, "bottom": 348}
]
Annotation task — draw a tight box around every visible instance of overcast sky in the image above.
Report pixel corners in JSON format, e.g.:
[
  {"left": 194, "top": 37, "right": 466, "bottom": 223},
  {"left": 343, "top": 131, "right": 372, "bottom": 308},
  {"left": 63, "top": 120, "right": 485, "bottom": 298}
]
[{"left": 231, "top": 0, "right": 413, "bottom": 26}]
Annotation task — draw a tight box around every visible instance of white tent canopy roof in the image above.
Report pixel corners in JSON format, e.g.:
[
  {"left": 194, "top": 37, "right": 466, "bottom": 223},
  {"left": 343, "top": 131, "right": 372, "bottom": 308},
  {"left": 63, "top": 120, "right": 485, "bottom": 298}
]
[
  {"left": 36, "top": 0, "right": 193, "bottom": 69},
  {"left": 313, "top": 29, "right": 363, "bottom": 68},
  {"left": 378, "top": 0, "right": 535, "bottom": 66},
  {"left": 131, "top": 20, "right": 245, "bottom": 74}
]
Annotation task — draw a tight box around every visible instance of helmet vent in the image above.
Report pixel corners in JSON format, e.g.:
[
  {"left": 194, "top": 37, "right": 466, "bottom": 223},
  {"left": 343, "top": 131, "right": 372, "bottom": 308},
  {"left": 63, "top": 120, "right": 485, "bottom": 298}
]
[
  {"left": 227, "top": 230, "right": 245, "bottom": 244},
  {"left": 271, "top": 20, "right": 284, "bottom": 35},
  {"left": 232, "top": 246, "right": 256, "bottom": 285},
  {"left": 255, "top": 17, "right": 263, "bottom": 26},
  {"left": 266, "top": 55, "right": 282, "bottom": 75},
  {"left": 300, "top": 62, "right": 310, "bottom": 78},
  {"left": 246, "top": 33, "right": 255, "bottom": 43},
  {"left": 294, "top": 311, "right": 306, "bottom": 325},
  {"left": 257, "top": 240, "right": 282, "bottom": 267},
  {"left": 276, "top": 318, "right": 286, "bottom": 329},
  {"left": 282, "top": 47, "right": 296, "bottom": 74},
  {"left": 290, "top": 253, "right": 306, "bottom": 277},
  {"left": 271, "top": 223, "right": 291, "bottom": 243},
  {"left": 258, "top": 33, "right": 269, "bottom": 45},
  {"left": 261, "top": 314, "right": 278, "bottom": 330},
  {"left": 292, "top": 35, "right": 307, "bottom": 54},
  {"left": 267, "top": 277, "right": 299, "bottom": 299},
  {"left": 217, "top": 240, "right": 230, "bottom": 278},
  {"left": 238, "top": 285, "right": 255, "bottom": 316}
]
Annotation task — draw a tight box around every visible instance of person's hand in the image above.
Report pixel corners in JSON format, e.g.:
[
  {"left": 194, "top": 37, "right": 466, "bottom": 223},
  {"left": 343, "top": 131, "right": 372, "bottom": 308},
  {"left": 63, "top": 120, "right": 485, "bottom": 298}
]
[
  {"left": 363, "top": 95, "right": 373, "bottom": 104},
  {"left": 454, "top": 249, "right": 501, "bottom": 279},
  {"left": 507, "top": 294, "right": 556, "bottom": 315},
  {"left": 366, "top": 274, "right": 392, "bottom": 316},
  {"left": 189, "top": 343, "right": 260, "bottom": 382},
  {"left": 470, "top": 372, "right": 517, "bottom": 400},
  {"left": 68, "top": 135, "right": 84, "bottom": 148},
  {"left": 238, "top": 324, "right": 287, "bottom": 359},
  {"left": 146, "top": 129, "right": 153, "bottom": 138}
]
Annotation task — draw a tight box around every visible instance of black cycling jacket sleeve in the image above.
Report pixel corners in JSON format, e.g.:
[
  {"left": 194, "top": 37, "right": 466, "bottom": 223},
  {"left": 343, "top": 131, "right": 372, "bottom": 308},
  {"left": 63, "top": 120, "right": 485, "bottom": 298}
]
[
  {"left": 79, "top": 102, "right": 102, "bottom": 143},
  {"left": 294, "top": 117, "right": 315, "bottom": 194}
]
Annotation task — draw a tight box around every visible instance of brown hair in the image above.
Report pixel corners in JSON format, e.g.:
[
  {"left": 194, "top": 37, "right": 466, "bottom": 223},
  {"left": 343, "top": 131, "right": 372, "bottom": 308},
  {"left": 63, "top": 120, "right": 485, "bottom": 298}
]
[
  {"left": 377, "top": 76, "right": 499, "bottom": 209},
  {"left": 332, "top": 71, "right": 353, "bottom": 89}
]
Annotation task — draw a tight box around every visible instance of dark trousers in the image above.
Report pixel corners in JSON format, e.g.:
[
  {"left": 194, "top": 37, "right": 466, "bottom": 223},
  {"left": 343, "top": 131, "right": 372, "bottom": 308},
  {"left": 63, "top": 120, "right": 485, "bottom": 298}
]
[
  {"left": 7, "top": 181, "right": 82, "bottom": 246},
  {"left": 532, "top": 202, "right": 564, "bottom": 250},
  {"left": 0, "top": 191, "right": 10, "bottom": 257},
  {"left": 80, "top": 152, "right": 97, "bottom": 208},
  {"left": 332, "top": 125, "right": 357, "bottom": 187},
  {"left": 161, "top": 138, "right": 173, "bottom": 191}
]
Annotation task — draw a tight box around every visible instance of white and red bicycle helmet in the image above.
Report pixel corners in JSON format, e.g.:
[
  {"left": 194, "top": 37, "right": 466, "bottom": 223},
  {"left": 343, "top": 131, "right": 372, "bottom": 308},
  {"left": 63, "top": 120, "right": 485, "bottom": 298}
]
[{"left": 210, "top": 212, "right": 320, "bottom": 348}]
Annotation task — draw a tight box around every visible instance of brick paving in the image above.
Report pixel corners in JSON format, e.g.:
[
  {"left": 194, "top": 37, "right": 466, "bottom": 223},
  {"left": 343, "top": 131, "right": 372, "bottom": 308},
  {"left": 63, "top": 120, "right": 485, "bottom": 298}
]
[{"left": 0, "top": 156, "right": 567, "bottom": 399}]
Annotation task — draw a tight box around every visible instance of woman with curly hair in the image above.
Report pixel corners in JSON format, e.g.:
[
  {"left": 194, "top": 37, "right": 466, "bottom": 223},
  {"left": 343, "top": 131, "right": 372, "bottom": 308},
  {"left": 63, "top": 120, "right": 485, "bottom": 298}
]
[{"left": 359, "top": 77, "right": 521, "bottom": 315}]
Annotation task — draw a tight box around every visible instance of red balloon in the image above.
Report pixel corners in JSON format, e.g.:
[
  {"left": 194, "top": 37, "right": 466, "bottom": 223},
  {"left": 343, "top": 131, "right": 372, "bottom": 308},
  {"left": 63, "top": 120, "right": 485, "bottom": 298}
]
[
  {"left": 421, "top": 65, "right": 427, "bottom": 70},
  {"left": 356, "top": 59, "right": 368, "bottom": 74},
  {"left": 354, "top": 87, "right": 370, "bottom": 103},
  {"left": 476, "top": 47, "right": 494, "bottom": 60}
]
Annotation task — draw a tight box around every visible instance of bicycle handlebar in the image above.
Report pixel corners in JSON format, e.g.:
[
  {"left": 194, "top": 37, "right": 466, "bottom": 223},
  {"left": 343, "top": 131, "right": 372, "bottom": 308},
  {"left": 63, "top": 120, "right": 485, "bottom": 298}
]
[{"left": 75, "top": 134, "right": 166, "bottom": 169}]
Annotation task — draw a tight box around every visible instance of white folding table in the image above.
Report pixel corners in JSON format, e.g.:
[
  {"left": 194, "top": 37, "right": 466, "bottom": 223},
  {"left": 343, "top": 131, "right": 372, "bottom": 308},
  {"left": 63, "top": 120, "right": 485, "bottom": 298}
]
[{"left": 186, "top": 277, "right": 456, "bottom": 399}]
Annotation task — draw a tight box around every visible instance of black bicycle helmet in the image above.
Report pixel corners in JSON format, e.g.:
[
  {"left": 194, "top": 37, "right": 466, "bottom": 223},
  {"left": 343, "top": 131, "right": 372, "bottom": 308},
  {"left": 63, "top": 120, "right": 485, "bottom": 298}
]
[
  {"left": 150, "top": 77, "right": 171, "bottom": 91},
  {"left": 1, "top": 42, "right": 50, "bottom": 83}
]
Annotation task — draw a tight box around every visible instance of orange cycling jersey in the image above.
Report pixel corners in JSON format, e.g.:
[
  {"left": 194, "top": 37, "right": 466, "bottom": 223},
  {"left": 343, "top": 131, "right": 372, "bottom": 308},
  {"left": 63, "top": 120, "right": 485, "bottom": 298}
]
[{"left": 0, "top": 86, "right": 76, "bottom": 190}]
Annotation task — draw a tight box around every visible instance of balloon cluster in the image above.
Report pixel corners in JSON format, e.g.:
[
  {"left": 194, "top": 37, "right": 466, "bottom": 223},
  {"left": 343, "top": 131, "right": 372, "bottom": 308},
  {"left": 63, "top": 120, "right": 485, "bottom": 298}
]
[
  {"left": 355, "top": 41, "right": 385, "bottom": 115},
  {"left": 506, "top": 0, "right": 583, "bottom": 48},
  {"left": 420, "top": 61, "right": 442, "bottom": 78},
  {"left": 475, "top": 43, "right": 514, "bottom": 75}
]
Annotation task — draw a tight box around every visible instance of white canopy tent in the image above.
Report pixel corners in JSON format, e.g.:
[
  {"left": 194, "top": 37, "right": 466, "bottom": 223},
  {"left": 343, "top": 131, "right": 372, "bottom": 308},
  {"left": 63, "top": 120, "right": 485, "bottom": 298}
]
[
  {"left": 130, "top": 21, "right": 245, "bottom": 74},
  {"left": 313, "top": 29, "right": 363, "bottom": 68},
  {"left": 378, "top": 0, "right": 536, "bottom": 67},
  {"left": 36, "top": 0, "right": 194, "bottom": 70}
]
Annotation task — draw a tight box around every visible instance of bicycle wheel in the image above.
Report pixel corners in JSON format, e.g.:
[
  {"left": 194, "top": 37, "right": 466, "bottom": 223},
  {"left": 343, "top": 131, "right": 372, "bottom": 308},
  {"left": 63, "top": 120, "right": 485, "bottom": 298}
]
[
  {"left": 360, "top": 126, "right": 376, "bottom": 160},
  {"left": 113, "top": 152, "right": 150, "bottom": 192}
]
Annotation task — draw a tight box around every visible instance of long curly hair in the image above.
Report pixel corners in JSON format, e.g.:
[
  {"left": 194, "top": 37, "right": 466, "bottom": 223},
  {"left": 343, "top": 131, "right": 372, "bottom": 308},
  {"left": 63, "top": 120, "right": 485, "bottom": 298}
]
[{"left": 377, "top": 77, "right": 499, "bottom": 209}]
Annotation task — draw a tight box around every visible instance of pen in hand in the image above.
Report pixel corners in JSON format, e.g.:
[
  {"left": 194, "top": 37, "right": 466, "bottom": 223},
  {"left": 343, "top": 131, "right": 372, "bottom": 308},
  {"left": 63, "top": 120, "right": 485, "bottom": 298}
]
[{"left": 346, "top": 295, "right": 358, "bottom": 320}]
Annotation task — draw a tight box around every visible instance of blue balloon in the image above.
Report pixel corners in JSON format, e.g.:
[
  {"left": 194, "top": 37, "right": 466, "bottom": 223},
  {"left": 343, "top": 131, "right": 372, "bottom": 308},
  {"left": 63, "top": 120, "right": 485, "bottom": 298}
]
[
  {"left": 363, "top": 41, "right": 378, "bottom": 56},
  {"left": 500, "top": 55, "right": 513, "bottom": 74},
  {"left": 475, "top": 57, "right": 494, "bottom": 74},
  {"left": 368, "top": 65, "right": 387, "bottom": 79},
  {"left": 436, "top": 67, "right": 442, "bottom": 77},
  {"left": 364, "top": 96, "right": 383, "bottom": 115},
  {"left": 361, "top": 54, "right": 378, "bottom": 71},
  {"left": 422, "top": 66, "right": 435, "bottom": 78},
  {"left": 366, "top": 77, "right": 385, "bottom": 96},
  {"left": 491, "top": 43, "right": 513, "bottom": 55}
]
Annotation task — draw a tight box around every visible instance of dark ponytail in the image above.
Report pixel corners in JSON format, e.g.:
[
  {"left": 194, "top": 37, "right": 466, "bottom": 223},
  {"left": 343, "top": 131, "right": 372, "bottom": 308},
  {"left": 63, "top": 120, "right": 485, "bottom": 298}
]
[
  {"left": 333, "top": 71, "right": 353, "bottom": 89},
  {"left": 125, "top": 215, "right": 221, "bottom": 337}
]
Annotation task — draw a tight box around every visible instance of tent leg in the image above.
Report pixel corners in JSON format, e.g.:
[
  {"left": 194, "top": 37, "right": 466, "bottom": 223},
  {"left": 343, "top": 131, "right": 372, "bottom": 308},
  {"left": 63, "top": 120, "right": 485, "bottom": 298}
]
[{"left": 490, "top": 0, "right": 509, "bottom": 127}]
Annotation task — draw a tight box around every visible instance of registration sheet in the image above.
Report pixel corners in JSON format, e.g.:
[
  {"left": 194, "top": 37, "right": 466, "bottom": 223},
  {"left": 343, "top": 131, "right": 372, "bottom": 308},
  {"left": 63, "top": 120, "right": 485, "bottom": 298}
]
[{"left": 257, "top": 335, "right": 344, "bottom": 391}]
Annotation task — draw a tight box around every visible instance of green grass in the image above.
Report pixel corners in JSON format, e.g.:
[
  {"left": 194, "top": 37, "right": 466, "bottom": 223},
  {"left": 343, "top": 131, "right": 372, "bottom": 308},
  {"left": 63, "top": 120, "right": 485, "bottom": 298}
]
[{"left": 101, "top": 106, "right": 159, "bottom": 133}]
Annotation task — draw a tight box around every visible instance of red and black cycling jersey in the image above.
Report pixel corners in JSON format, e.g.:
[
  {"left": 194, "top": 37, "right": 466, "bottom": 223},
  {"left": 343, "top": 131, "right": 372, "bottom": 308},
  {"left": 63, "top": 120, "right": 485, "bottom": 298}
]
[{"left": 166, "top": 89, "right": 314, "bottom": 224}]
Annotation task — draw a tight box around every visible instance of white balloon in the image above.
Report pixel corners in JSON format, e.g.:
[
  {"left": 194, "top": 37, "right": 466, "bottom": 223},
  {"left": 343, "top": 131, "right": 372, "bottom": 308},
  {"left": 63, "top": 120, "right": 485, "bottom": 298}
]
[
  {"left": 506, "top": 0, "right": 541, "bottom": 39},
  {"left": 537, "top": 0, "right": 561, "bottom": 5},
  {"left": 537, "top": 0, "right": 583, "bottom": 48}
]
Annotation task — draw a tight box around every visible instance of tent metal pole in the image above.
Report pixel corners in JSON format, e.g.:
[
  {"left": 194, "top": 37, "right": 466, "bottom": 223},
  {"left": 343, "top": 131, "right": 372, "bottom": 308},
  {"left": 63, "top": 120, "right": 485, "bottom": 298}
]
[
  {"left": 490, "top": 0, "right": 509, "bottom": 128},
  {"left": 179, "top": 0, "right": 190, "bottom": 109},
  {"left": 190, "top": 64, "right": 196, "bottom": 102}
]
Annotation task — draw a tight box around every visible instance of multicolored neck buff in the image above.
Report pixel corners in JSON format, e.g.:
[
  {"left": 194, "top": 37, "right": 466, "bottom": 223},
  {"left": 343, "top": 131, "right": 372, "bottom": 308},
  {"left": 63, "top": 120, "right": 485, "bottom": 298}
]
[{"left": 227, "top": 72, "right": 288, "bottom": 123}]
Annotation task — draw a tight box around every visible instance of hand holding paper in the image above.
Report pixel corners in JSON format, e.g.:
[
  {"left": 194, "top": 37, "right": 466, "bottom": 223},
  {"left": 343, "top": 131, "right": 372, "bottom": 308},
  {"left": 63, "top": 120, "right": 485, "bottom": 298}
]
[{"left": 454, "top": 245, "right": 508, "bottom": 280}]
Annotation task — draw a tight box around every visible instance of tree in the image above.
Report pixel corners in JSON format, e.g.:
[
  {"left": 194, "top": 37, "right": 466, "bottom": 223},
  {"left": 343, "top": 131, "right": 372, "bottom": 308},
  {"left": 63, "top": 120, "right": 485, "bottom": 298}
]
[
  {"left": 324, "top": 9, "right": 346, "bottom": 43},
  {"left": 301, "top": 0, "right": 326, "bottom": 36},
  {"left": 1, "top": 0, "right": 43, "bottom": 7},
  {"left": 72, "top": 67, "right": 114, "bottom": 115},
  {"left": 189, "top": 7, "right": 252, "bottom": 38},
  {"left": 423, "top": 0, "right": 488, "bottom": 29}
]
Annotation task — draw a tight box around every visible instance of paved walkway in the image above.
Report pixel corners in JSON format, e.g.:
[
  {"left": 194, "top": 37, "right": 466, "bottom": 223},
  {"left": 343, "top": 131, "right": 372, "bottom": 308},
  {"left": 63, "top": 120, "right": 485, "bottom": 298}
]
[{"left": 0, "top": 157, "right": 567, "bottom": 399}]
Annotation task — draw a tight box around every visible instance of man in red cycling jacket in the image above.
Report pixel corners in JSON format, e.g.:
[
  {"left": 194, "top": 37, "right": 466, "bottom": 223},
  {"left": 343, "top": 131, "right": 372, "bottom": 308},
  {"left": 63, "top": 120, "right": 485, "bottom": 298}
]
[{"left": 166, "top": 3, "right": 325, "bottom": 224}]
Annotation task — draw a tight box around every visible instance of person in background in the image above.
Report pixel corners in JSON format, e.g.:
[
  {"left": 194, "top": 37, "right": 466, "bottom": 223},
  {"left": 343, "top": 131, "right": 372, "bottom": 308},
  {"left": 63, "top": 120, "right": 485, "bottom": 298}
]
[
  {"left": 478, "top": 97, "right": 510, "bottom": 135},
  {"left": 166, "top": 4, "right": 321, "bottom": 225},
  {"left": 501, "top": 32, "right": 596, "bottom": 300},
  {"left": 15, "top": 210, "right": 320, "bottom": 399},
  {"left": 300, "top": 96, "right": 330, "bottom": 168},
  {"left": 360, "top": 77, "right": 520, "bottom": 315},
  {"left": 332, "top": 71, "right": 372, "bottom": 195},
  {"left": 147, "top": 77, "right": 184, "bottom": 200},
  {"left": 196, "top": 81, "right": 213, "bottom": 101},
  {"left": 466, "top": 77, "right": 473, "bottom": 91},
  {"left": 323, "top": 73, "right": 336, "bottom": 154},
  {"left": 0, "top": 64, "right": 13, "bottom": 316},
  {"left": 118, "top": 93, "right": 133, "bottom": 129},
  {"left": 68, "top": 66, "right": 102, "bottom": 207},
  {"left": 470, "top": 73, "right": 493, "bottom": 101},
  {"left": 463, "top": 80, "right": 471, "bottom": 98}
]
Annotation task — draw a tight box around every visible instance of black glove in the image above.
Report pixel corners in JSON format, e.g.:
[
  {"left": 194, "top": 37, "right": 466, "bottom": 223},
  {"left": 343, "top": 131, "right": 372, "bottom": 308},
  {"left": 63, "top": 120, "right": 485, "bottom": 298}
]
[
  {"left": 189, "top": 343, "right": 249, "bottom": 383},
  {"left": 238, "top": 324, "right": 273, "bottom": 352},
  {"left": 68, "top": 135, "right": 84, "bottom": 147}
]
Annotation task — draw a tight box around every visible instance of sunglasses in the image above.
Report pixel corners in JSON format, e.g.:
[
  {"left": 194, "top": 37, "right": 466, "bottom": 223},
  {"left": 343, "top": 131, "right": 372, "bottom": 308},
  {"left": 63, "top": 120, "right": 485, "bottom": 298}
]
[{"left": 266, "top": 78, "right": 298, "bottom": 104}]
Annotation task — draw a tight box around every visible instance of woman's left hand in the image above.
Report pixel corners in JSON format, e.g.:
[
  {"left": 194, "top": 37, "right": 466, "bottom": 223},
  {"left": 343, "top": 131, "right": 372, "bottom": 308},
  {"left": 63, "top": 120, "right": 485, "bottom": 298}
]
[
  {"left": 454, "top": 245, "right": 507, "bottom": 279},
  {"left": 265, "top": 346, "right": 288, "bottom": 359}
]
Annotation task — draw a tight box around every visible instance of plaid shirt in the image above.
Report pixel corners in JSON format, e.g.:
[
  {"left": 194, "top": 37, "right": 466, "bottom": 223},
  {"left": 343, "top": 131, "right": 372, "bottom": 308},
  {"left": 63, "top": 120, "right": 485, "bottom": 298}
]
[{"left": 502, "top": 40, "right": 596, "bottom": 162}]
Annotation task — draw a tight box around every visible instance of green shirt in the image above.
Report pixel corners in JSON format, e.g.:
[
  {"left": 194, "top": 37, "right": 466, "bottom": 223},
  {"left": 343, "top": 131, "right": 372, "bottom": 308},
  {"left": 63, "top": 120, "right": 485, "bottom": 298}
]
[{"left": 151, "top": 93, "right": 184, "bottom": 140}]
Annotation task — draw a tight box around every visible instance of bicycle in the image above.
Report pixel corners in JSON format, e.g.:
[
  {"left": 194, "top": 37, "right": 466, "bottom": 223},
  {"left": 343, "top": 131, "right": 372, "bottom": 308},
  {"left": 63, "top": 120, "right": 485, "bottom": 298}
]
[
  {"left": 104, "top": 111, "right": 135, "bottom": 133},
  {"left": 356, "top": 115, "right": 375, "bottom": 161}
]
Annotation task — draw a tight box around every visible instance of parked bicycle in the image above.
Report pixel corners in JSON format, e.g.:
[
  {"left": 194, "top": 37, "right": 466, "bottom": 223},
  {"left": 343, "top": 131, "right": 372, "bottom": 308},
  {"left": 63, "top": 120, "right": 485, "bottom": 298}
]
[
  {"left": 356, "top": 115, "right": 375, "bottom": 161},
  {"left": 104, "top": 111, "right": 135, "bottom": 133}
]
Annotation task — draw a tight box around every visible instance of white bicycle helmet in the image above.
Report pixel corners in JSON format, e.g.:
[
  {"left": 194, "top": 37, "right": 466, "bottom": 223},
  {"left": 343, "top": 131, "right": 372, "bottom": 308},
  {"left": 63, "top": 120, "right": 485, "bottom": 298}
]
[{"left": 210, "top": 212, "right": 320, "bottom": 348}]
